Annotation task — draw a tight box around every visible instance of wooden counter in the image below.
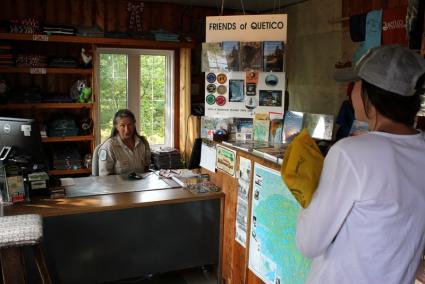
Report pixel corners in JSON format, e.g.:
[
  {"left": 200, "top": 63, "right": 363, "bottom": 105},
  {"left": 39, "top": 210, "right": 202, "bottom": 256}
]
[{"left": 2, "top": 177, "right": 224, "bottom": 284}]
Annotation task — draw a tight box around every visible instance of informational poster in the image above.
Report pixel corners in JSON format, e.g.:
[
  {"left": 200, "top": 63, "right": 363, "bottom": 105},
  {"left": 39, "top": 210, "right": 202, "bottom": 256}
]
[
  {"left": 215, "top": 144, "right": 237, "bottom": 177},
  {"left": 204, "top": 14, "right": 287, "bottom": 119},
  {"left": 205, "top": 71, "right": 285, "bottom": 118},
  {"left": 248, "top": 163, "right": 311, "bottom": 284},
  {"left": 235, "top": 156, "right": 252, "bottom": 247}
]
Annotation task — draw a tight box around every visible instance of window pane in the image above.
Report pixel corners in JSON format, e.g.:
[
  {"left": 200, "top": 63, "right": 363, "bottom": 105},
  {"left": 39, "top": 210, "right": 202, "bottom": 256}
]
[
  {"left": 99, "top": 54, "right": 127, "bottom": 142},
  {"left": 140, "top": 55, "right": 166, "bottom": 145}
]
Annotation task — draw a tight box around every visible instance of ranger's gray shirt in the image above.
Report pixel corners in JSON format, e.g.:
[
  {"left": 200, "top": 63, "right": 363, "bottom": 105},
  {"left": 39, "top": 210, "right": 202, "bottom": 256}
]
[{"left": 98, "top": 135, "right": 151, "bottom": 176}]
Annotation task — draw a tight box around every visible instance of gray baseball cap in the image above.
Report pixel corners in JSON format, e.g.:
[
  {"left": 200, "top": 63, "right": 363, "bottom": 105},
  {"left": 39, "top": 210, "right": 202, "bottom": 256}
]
[{"left": 334, "top": 45, "right": 425, "bottom": 96}]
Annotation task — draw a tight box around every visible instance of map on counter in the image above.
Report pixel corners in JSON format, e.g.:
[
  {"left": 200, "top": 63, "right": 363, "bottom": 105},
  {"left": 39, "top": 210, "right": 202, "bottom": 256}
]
[{"left": 248, "top": 163, "right": 311, "bottom": 284}]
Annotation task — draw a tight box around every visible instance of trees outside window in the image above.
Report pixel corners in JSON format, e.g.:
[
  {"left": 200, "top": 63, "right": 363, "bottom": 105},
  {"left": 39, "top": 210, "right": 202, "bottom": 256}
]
[{"left": 97, "top": 49, "right": 174, "bottom": 146}]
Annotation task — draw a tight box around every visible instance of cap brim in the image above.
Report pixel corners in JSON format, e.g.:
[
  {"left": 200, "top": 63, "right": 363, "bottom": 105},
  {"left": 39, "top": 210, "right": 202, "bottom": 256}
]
[{"left": 333, "top": 67, "right": 360, "bottom": 83}]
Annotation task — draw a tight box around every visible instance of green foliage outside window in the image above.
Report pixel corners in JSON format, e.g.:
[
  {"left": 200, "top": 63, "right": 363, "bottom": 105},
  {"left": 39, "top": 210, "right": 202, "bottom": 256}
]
[{"left": 99, "top": 53, "right": 167, "bottom": 145}]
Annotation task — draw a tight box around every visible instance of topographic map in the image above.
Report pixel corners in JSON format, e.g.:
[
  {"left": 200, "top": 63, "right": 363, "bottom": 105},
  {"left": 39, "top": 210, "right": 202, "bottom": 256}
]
[{"left": 248, "top": 163, "right": 311, "bottom": 284}]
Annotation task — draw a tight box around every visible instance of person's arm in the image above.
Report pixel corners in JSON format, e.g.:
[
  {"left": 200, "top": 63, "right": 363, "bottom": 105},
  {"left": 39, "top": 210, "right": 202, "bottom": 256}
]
[
  {"left": 98, "top": 145, "right": 115, "bottom": 176},
  {"left": 296, "top": 144, "right": 360, "bottom": 258}
]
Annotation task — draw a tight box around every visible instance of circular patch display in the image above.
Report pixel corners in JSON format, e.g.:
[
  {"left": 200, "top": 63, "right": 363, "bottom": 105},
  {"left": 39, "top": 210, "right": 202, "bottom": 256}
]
[
  {"left": 206, "top": 73, "right": 216, "bottom": 83},
  {"left": 265, "top": 74, "right": 278, "bottom": 87},
  {"left": 216, "top": 95, "right": 226, "bottom": 106},
  {"left": 217, "top": 73, "right": 227, "bottom": 84},
  {"left": 206, "top": 94, "right": 216, "bottom": 105},
  {"left": 217, "top": 85, "right": 227, "bottom": 95},
  {"left": 206, "top": 84, "right": 217, "bottom": 93}
]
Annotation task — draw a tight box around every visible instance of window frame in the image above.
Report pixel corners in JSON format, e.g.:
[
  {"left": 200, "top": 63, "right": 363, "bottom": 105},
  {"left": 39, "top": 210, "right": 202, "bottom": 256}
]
[{"left": 95, "top": 47, "right": 175, "bottom": 147}]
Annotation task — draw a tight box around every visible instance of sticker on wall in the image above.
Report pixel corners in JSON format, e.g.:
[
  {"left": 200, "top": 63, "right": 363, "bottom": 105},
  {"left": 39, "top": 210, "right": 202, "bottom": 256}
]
[
  {"left": 265, "top": 74, "right": 279, "bottom": 87},
  {"left": 245, "top": 96, "right": 257, "bottom": 109},
  {"left": 206, "top": 94, "right": 216, "bottom": 105},
  {"left": 217, "top": 84, "right": 227, "bottom": 95},
  {"left": 246, "top": 71, "right": 259, "bottom": 84},
  {"left": 216, "top": 95, "right": 227, "bottom": 106},
  {"left": 206, "top": 73, "right": 217, "bottom": 83},
  {"left": 206, "top": 84, "right": 217, "bottom": 93},
  {"left": 217, "top": 73, "right": 227, "bottom": 84}
]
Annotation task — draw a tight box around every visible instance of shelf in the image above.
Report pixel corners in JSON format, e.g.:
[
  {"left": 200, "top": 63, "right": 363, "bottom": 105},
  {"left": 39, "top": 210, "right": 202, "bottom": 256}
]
[
  {"left": 0, "top": 66, "right": 92, "bottom": 74},
  {"left": 48, "top": 168, "right": 91, "bottom": 176},
  {"left": 0, "top": 32, "right": 195, "bottom": 49},
  {"left": 0, "top": 103, "right": 93, "bottom": 109},
  {"left": 42, "top": 135, "right": 94, "bottom": 143}
]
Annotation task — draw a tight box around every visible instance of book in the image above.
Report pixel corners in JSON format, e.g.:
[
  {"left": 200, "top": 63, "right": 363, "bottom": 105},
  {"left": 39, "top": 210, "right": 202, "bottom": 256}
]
[
  {"left": 230, "top": 118, "right": 253, "bottom": 141},
  {"left": 263, "top": 41, "right": 284, "bottom": 72},
  {"left": 223, "top": 41, "right": 240, "bottom": 71},
  {"left": 269, "top": 118, "right": 283, "bottom": 144},
  {"left": 282, "top": 111, "right": 334, "bottom": 142},
  {"left": 186, "top": 181, "right": 221, "bottom": 194},
  {"left": 282, "top": 111, "right": 304, "bottom": 142},
  {"left": 302, "top": 113, "right": 334, "bottom": 141},
  {"left": 240, "top": 41, "right": 263, "bottom": 71},
  {"left": 253, "top": 119, "right": 270, "bottom": 142},
  {"left": 171, "top": 175, "right": 201, "bottom": 187},
  {"left": 170, "top": 169, "right": 202, "bottom": 187},
  {"left": 222, "top": 140, "right": 271, "bottom": 152}
]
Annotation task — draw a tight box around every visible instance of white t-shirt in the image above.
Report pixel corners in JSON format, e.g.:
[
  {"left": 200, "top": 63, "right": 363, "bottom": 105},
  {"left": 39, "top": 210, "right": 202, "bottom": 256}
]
[
  {"left": 297, "top": 131, "right": 425, "bottom": 284},
  {"left": 98, "top": 135, "right": 151, "bottom": 176}
]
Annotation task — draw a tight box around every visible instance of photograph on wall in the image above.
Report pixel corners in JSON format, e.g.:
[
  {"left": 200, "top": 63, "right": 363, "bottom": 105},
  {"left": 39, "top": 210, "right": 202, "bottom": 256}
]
[
  {"left": 201, "top": 42, "right": 226, "bottom": 71},
  {"left": 263, "top": 41, "right": 284, "bottom": 72},
  {"left": 248, "top": 163, "right": 311, "bottom": 284},
  {"left": 255, "top": 72, "right": 286, "bottom": 115},
  {"left": 223, "top": 41, "right": 240, "bottom": 71},
  {"left": 216, "top": 144, "right": 237, "bottom": 176},
  {"left": 229, "top": 79, "right": 245, "bottom": 102},
  {"left": 259, "top": 90, "right": 282, "bottom": 107},
  {"left": 240, "top": 42, "right": 263, "bottom": 71}
]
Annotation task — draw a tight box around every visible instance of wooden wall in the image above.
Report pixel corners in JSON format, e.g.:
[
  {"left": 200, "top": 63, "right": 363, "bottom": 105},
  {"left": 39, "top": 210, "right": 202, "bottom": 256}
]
[
  {"left": 205, "top": 151, "right": 281, "bottom": 284},
  {"left": 0, "top": 0, "right": 223, "bottom": 41},
  {"left": 342, "top": 0, "right": 408, "bottom": 17}
]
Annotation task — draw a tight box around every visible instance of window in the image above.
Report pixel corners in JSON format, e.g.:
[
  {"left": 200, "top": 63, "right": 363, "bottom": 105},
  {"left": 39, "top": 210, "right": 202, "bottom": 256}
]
[{"left": 96, "top": 48, "right": 174, "bottom": 147}]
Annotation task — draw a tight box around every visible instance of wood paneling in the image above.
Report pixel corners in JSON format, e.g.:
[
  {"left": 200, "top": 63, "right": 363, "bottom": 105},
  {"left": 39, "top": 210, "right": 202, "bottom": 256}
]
[
  {"left": 204, "top": 146, "right": 281, "bottom": 284},
  {"left": 342, "top": 0, "right": 408, "bottom": 17},
  {"left": 0, "top": 0, "right": 220, "bottom": 41}
]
